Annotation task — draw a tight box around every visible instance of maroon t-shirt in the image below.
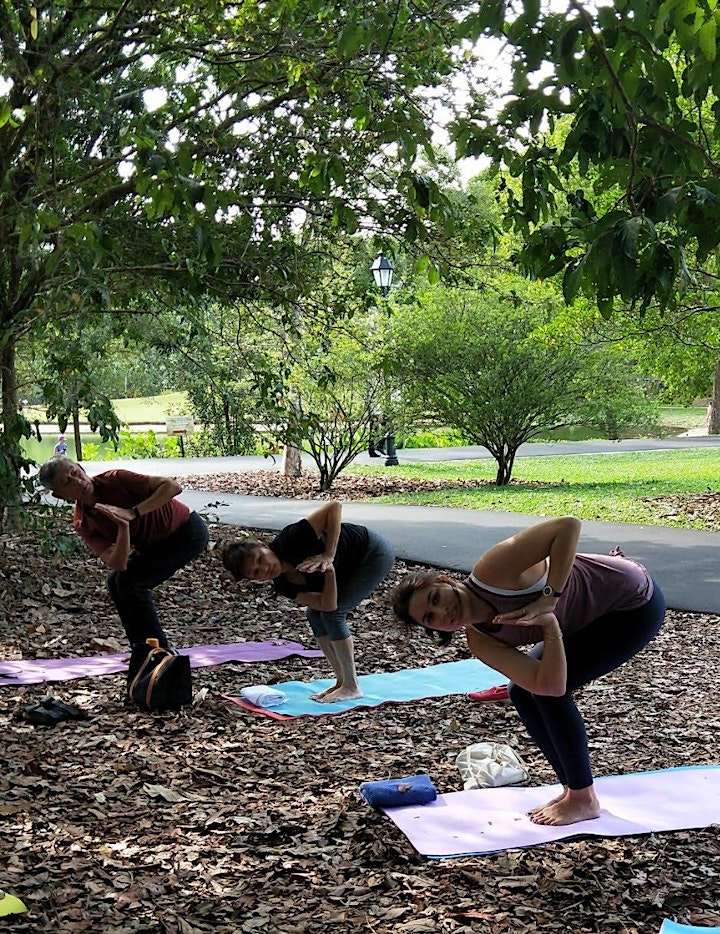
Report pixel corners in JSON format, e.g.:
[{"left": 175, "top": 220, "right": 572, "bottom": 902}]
[
  {"left": 73, "top": 470, "right": 189, "bottom": 557},
  {"left": 468, "top": 553, "right": 654, "bottom": 646}
]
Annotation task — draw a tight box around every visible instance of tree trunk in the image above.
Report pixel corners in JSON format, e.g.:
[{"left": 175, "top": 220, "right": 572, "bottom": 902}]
[
  {"left": 72, "top": 400, "right": 83, "bottom": 461},
  {"left": 282, "top": 442, "right": 303, "bottom": 478},
  {"left": 0, "top": 338, "right": 23, "bottom": 528},
  {"left": 0, "top": 339, "right": 16, "bottom": 427},
  {"left": 494, "top": 446, "right": 516, "bottom": 485},
  {"left": 706, "top": 357, "right": 720, "bottom": 435}
]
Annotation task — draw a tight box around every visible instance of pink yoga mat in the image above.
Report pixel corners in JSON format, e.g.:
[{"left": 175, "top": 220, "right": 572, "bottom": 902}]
[
  {"left": 382, "top": 765, "right": 720, "bottom": 858},
  {"left": 0, "top": 640, "right": 323, "bottom": 686}
]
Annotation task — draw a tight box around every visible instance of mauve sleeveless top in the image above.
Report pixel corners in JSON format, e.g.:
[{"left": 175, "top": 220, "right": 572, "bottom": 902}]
[{"left": 468, "top": 552, "right": 654, "bottom": 647}]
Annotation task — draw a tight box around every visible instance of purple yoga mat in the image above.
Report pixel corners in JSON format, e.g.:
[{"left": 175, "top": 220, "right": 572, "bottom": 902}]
[
  {"left": 383, "top": 765, "right": 720, "bottom": 858},
  {"left": 0, "top": 640, "right": 323, "bottom": 686}
]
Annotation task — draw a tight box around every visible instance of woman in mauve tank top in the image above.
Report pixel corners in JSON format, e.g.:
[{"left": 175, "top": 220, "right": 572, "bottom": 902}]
[{"left": 391, "top": 515, "right": 665, "bottom": 827}]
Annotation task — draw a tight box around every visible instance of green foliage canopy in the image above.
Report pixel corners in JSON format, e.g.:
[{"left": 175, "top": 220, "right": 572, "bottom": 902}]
[
  {"left": 453, "top": 0, "right": 720, "bottom": 316},
  {"left": 0, "top": 0, "right": 493, "bottom": 343},
  {"left": 388, "top": 280, "right": 657, "bottom": 483},
  {"left": 0, "top": 0, "right": 496, "bottom": 512}
]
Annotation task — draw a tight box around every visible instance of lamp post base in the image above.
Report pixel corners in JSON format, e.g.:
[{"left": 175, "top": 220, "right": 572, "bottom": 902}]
[{"left": 384, "top": 433, "right": 399, "bottom": 467}]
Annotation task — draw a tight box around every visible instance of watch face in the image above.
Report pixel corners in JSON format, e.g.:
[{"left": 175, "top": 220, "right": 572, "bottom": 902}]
[{"left": 543, "top": 585, "right": 553, "bottom": 597}]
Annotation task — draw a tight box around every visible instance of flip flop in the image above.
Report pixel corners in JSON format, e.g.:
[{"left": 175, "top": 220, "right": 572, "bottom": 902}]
[
  {"left": 467, "top": 684, "right": 509, "bottom": 702},
  {"left": 22, "top": 703, "right": 67, "bottom": 726},
  {"left": 22, "top": 696, "right": 88, "bottom": 726},
  {"left": 40, "top": 697, "right": 89, "bottom": 720}
]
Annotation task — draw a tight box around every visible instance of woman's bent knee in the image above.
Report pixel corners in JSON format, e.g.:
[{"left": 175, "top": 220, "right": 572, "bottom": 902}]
[{"left": 307, "top": 609, "right": 349, "bottom": 641}]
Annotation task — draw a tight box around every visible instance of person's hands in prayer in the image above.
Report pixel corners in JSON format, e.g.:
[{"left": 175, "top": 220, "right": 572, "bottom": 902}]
[
  {"left": 493, "top": 603, "right": 563, "bottom": 642},
  {"left": 95, "top": 503, "right": 133, "bottom": 526},
  {"left": 297, "top": 553, "right": 334, "bottom": 573}
]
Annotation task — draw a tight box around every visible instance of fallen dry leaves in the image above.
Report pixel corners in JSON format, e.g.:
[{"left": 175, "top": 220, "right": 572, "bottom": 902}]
[
  {"left": 179, "top": 469, "right": 503, "bottom": 503},
  {"left": 1, "top": 476, "right": 719, "bottom": 933}
]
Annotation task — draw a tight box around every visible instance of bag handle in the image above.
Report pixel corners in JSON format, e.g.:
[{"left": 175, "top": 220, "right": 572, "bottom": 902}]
[
  {"left": 145, "top": 655, "right": 176, "bottom": 709},
  {"left": 128, "top": 647, "right": 170, "bottom": 700}
]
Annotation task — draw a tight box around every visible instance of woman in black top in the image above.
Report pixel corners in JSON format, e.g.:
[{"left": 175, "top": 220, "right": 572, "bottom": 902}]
[{"left": 221, "top": 501, "right": 394, "bottom": 703}]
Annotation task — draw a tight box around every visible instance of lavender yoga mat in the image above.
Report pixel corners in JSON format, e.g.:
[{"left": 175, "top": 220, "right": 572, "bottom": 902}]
[
  {"left": 383, "top": 765, "right": 720, "bottom": 858},
  {"left": 0, "top": 640, "right": 323, "bottom": 686}
]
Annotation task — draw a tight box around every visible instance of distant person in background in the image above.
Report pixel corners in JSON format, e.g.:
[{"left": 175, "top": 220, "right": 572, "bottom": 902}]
[
  {"left": 221, "top": 501, "right": 394, "bottom": 703},
  {"left": 38, "top": 458, "right": 208, "bottom": 648},
  {"left": 368, "top": 414, "right": 387, "bottom": 457},
  {"left": 53, "top": 434, "right": 68, "bottom": 457}
]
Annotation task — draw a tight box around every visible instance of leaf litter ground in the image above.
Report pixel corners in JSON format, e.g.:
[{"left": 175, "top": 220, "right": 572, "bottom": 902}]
[{"left": 1, "top": 472, "right": 719, "bottom": 933}]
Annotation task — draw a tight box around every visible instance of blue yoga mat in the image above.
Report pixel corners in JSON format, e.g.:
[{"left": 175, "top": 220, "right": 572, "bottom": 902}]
[
  {"left": 661, "top": 922, "right": 720, "bottom": 934},
  {"left": 229, "top": 657, "right": 503, "bottom": 717}
]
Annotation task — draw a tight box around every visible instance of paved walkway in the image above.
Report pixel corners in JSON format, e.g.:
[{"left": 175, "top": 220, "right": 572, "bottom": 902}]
[
  {"left": 76, "top": 439, "right": 720, "bottom": 615},
  {"left": 78, "top": 434, "right": 720, "bottom": 477}
]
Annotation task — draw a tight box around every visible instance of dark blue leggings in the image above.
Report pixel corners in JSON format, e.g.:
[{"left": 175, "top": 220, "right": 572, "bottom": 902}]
[
  {"left": 107, "top": 511, "right": 209, "bottom": 647},
  {"left": 507, "top": 582, "right": 666, "bottom": 789}
]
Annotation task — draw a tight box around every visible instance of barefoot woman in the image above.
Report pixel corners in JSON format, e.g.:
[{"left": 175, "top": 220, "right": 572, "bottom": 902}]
[
  {"left": 221, "top": 501, "right": 394, "bottom": 704},
  {"left": 391, "top": 516, "right": 666, "bottom": 826}
]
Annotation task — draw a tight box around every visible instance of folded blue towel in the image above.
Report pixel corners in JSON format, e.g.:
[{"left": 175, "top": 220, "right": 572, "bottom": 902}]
[
  {"left": 240, "top": 685, "right": 288, "bottom": 708},
  {"left": 360, "top": 774, "right": 438, "bottom": 809}
]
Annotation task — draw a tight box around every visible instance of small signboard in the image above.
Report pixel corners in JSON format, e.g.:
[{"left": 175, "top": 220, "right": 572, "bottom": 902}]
[{"left": 165, "top": 416, "right": 194, "bottom": 436}]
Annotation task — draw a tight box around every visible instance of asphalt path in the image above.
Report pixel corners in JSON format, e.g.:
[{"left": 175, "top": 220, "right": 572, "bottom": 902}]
[
  {"left": 70, "top": 438, "right": 720, "bottom": 616},
  {"left": 73, "top": 433, "right": 720, "bottom": 477}
]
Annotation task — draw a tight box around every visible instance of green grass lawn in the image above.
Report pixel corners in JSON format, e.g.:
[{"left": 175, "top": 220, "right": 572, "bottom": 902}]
[
  {"left": 24, "top": 397, "right": 707, "bottom": 432},
  {"left": 21, "top": 392, "right": 190, "bottom": 461},
  {"left": 111, "top": 391, "right": 189, "bottom": 423},
  {"left": 657, "top": 404, "right": 708, "bottom": 432},
  {"left": 348, "top": 449, "right": 720, "bottom": 529},
  {"left": 22, "top": 391, "right": 189, "bottom": 426}
]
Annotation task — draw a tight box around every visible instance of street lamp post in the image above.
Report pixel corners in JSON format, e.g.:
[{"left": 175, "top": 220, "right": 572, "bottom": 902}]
[{"left": 370, "top": 254, "right": 399, "bottom": 467}]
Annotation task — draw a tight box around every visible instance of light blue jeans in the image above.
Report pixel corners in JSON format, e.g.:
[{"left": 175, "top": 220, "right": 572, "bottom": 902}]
[{"left": 305, "top": 529, "right": 394, "bottom": 640}]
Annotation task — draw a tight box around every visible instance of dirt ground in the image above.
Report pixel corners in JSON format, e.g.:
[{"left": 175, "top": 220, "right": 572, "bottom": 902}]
[{"left": 1, "top": 475, "right": 719, "bottom": 933}]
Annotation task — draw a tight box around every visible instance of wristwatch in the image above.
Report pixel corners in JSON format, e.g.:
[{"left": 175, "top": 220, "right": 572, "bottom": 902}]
[
  {"left": 542, "top": 584, "right": 563, "bottom": 598},
  {"left": 132, "top": 505, "right": 141, "bottom": 520}
]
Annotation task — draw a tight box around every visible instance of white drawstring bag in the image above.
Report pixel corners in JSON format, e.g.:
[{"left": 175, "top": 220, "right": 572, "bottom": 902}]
[{"left": 455, "top": 741, "right": 529, "bottom": 790}]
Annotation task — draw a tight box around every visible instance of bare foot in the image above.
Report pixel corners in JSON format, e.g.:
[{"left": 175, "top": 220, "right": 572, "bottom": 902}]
[
  {"left": 310, "top": 683, "right": 340, "bottom": 700},
  {"left": 313, "top": 686, "right": 363, "bottom": 704},
  {"left": 528, "top": 787, "right": 568, "bottom": 819},
  {"left": 529, "top": 787, "right": 600, "bottom": 826}
]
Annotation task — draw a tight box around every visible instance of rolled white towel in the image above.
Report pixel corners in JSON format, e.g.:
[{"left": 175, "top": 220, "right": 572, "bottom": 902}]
[{"left": 240, "top": 685, "right": 288, "bottom": 708}]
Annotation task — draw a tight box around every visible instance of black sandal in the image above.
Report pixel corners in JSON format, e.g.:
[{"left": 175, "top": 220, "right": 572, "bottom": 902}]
[
  {"left": 41, "top": 697, "right": 88, "bottom": 720},
  {"left": 22, "top": 697, "right": 88, "bottom": 727}
]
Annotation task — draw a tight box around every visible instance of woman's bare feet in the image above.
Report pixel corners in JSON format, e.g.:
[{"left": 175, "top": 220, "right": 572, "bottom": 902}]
[
  {"left": 529, "top": 786, "right": 600, "bottom": 826},
  {"left": 528, "top": 787, "right": 567, "bottom": 819},
  {"left": 310, "top": 683, "right": 339, "bottom": 700},
  {"left": 314, "top": 685, "right": 363, "bottom": 704}
]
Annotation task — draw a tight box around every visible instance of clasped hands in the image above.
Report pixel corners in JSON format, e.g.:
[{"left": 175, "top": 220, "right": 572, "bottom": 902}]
[
  {"left": 94, "top": 503, "right": 134, "bottom": 525},
  {"left": 297, "top": 553, "right": 335, "bottom": 573},
  {"left": 493, "top": 597, "right": 563, "bottom": 639}
]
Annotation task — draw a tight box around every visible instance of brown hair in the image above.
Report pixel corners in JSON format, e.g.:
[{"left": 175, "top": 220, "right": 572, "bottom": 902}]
[
  {"left": 220, "top": 538, "right": 264, "bottom": 580},
  {"left": 390, "top": 570, "right": 453, "bottom": 647}
]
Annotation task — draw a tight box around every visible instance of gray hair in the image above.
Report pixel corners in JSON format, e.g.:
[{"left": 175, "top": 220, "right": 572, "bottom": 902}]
[{"left": 38, "top": 457, "right": 73, "bottom": 490}]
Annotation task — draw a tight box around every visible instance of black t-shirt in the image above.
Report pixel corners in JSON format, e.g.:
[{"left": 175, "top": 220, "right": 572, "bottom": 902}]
[{"left": 269, "top": 518, "right": 369, "bottom": 600}]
